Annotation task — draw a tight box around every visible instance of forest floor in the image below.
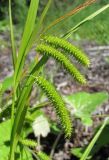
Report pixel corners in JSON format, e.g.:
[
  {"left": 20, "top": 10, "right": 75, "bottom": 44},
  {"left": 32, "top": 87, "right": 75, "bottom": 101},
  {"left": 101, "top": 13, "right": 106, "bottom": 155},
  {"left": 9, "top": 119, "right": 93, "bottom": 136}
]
[{"left": 0, "top": 34, "right": 109, "bottom": 160}]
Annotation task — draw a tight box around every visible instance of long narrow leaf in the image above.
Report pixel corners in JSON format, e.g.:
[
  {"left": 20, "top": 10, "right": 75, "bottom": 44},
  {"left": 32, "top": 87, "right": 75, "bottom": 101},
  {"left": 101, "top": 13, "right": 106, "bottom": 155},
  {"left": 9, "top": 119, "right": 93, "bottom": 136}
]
[
  {"left": 80, "top": 118, "right": 109, "bottom": 160},
  {"left": 9, "top": 56, "right": 48, "bottom": 160},
  {"left": 14, "top": 0, "right": 39, "bottom": 88},
  {"left": 63, "top": 4, "right": 109, "bottom": 39},
  {"left": 10, "top": 0, "right": 51, "bottom": 152},
  {"left": 26, "top": 0, "right": 52, "bottom": 53},
  {"left": 9, "top": 0, "right": 17, "bottom": 69},
  {"left": 43, "top": 0, "right": 96, "bottom": 33},
  {"left": 9, "top": 0, "right": 17, "bottom": 127},
  {"left": 39, "top": 0, "right": 52, "bottom": 28}
]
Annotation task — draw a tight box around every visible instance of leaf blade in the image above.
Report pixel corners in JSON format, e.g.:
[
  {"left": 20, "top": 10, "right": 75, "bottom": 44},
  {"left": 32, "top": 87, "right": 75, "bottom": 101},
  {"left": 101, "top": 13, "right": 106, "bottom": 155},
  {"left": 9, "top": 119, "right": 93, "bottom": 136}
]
[
  {"left": 14, "top": 0, "right": 39, "bottom": 88},
  {"left": 63, "top": 4, "right": 109, "bottom": 38},
  {"left": 80, "top": 118, "right": 109, "bottom": 160}
]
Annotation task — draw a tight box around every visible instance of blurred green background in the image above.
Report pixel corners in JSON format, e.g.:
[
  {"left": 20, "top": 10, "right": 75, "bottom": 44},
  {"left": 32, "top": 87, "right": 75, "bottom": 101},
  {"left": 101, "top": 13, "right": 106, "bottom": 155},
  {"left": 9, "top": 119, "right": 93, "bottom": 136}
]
[{"left": 0, "top": 0, "right": 109, "bottom": 44}]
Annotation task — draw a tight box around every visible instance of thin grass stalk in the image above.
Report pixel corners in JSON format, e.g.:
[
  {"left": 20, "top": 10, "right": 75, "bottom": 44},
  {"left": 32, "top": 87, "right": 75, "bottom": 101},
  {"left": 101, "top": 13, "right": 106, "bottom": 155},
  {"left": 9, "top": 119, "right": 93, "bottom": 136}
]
[
  {"left": 9, "top": 0, "right": 17, "bottom": 69},
  {"left": 9, "top": 56, "right": 48, "bottom": 160},
  {"left": 14, "top": 0, "right": 39, "bottom": 90},
  {"left": 63, "top": 4, "right": 109, "bottom": 39},
  {"left": 80, "top": 118, "right": 109, "bottom": 160},
  {"left": 9, "top": 0, "right": 17, "bottom": 126},
  {"left": 24, "top": 0, "right": 52, "bottom": 56},
  {"left": 42, "top": 0, "right": 96, "bottom": 34}
]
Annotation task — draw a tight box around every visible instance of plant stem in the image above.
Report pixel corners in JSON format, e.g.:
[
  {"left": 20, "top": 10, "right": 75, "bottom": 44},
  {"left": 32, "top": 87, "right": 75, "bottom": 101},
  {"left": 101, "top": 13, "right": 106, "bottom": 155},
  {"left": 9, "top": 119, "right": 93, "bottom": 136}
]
[
  {"left": 80, "top": 118, "right": 109, "bottom": 160},
  {"left": 9, "top": 56, "right": 48, "bottom": 160},
  {"left": 29, "top": 101, "right": 50, "bottom": 111},
  {"left": 9, "top": 0, "right": 17, "bottom": 70},
  {"left": 9, "top": 0, "right": 17, "bottom": 127},
  {"left": 50, "top": 132, "right": 63, "bottom": 158}
]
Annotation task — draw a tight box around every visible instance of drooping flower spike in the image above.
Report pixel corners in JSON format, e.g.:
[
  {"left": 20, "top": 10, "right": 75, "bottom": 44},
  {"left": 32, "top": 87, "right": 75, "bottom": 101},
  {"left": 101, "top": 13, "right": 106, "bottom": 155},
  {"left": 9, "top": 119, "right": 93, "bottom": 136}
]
[
  {"left": 36, "top": 44, "right": 86, "bottom": 84},
  {"left": 43, "top": 36, "right": 90, "bottom": 67},
  {"left": 35, "top": 76, "right": 72, "bottom": 138}
]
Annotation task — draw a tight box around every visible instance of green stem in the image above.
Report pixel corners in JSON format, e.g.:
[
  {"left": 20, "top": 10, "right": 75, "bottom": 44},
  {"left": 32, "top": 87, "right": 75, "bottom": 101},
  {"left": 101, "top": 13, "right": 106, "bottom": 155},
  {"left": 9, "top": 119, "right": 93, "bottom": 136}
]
[
  {"left": 9, "top": 0, "right": 17, "bottom": 127},
  {"left": 9, "top": 56, "right": 48, "bottom": 160},
  {"left": 29, "top": 101, "right": 49, "bottom": 111},
  {"left": 9, "top": 0, "right": 17, "bottom": 69},
  {"left": 50, "top": 132, "right": 62, "bottom": 158},
  {"left": 80, "top": 118, "right": 109, "bottom": 160}
]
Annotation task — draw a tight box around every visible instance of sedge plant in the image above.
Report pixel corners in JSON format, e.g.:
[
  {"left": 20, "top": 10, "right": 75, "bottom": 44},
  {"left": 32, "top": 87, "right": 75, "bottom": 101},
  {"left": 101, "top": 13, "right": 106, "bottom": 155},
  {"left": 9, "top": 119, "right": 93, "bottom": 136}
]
[{"left": 2, "top": 0, "right": 109, "bottom": 159}]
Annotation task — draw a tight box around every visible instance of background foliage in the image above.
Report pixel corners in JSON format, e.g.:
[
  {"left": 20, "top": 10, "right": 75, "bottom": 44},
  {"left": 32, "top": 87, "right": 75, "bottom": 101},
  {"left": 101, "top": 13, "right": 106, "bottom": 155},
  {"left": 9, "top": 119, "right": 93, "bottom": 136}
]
[{"left": 0, "top": 0, "right": 109, "bottom": 43}]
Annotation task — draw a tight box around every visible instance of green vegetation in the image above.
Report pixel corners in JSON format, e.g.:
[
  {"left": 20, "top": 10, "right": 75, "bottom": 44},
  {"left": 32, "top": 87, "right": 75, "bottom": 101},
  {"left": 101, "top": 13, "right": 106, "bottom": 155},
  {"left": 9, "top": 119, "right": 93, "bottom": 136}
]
[
  {"left": 0, "top": 0, "right": 109, "bottom": 43},
  {"left": 45, "top": 0, "right": 109, "bottom": 44},
  {"left": 0, "top": 0, "right": 109, "bottom": 160}
]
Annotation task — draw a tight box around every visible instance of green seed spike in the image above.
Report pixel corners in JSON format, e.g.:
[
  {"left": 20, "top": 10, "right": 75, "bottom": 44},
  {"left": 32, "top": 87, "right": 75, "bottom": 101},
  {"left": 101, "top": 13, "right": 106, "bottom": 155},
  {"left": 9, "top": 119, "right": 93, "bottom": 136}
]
[
  {"left": 19, "top": 138, "right": 37, "bottom": 148},
  {"left": 36, "top": 44, "right": 86, "bottom": 84},
  {"left": 37, "top": 151, "right": 51, "bottom": 160},
  {"left": 43, "top": 36, "right": 90, "bottom": 67},
  {"left": 35, "top": 76, "right": 72, "bottom": 138}
]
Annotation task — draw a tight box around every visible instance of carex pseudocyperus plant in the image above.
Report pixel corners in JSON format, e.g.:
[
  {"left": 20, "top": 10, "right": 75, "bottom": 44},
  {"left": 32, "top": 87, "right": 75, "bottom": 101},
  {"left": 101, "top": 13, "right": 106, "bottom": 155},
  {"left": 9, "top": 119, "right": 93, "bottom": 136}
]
[{"left": 7, "top": 0, "right": 109, "bottom": 159}]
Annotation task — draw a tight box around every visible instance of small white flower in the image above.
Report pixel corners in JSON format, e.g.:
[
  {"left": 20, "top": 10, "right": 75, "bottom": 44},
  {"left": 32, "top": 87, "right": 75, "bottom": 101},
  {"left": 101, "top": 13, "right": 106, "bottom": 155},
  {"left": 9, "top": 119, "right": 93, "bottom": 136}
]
[{"left": 32, "top": 115, "right": 50, "bottom": 137}]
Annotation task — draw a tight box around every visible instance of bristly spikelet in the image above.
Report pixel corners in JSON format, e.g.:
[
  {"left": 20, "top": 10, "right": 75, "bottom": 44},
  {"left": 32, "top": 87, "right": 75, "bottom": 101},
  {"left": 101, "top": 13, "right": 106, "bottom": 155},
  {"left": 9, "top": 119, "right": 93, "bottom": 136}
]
[
  {"left": 43, "top": 36, "right": 90, "bottom": 67},
  {"left": 36, "top": 44, "right": 86, "bottom": 84},
  {"left": 19, "top": 138, "right": 37, "bottom": 148},
  {"left": 37, "top": 151, "right": 51, "bottom": 160},
  {"left": 35, "top": 76, "right": 72, "bottom": 138}
]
